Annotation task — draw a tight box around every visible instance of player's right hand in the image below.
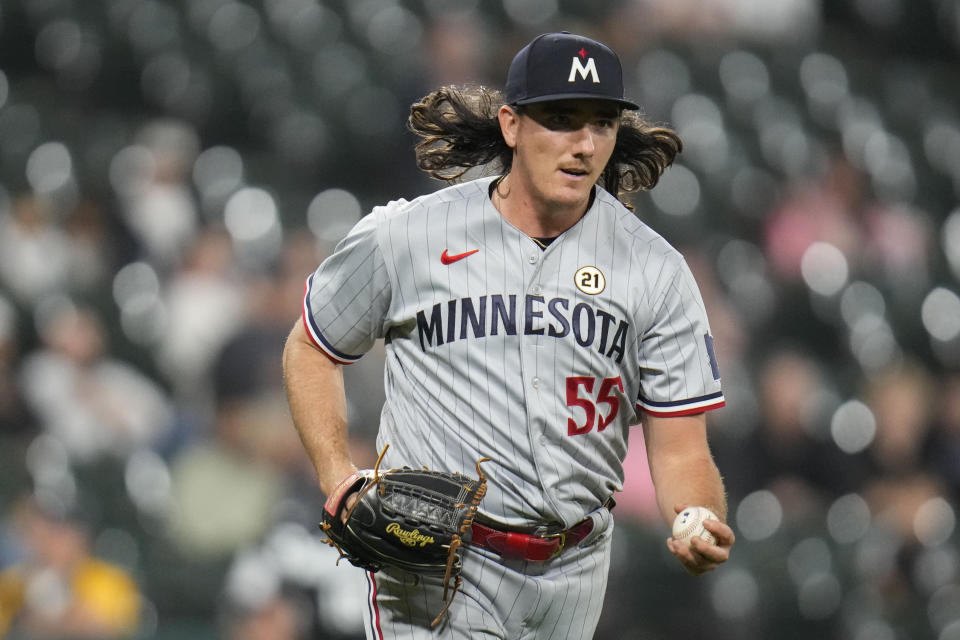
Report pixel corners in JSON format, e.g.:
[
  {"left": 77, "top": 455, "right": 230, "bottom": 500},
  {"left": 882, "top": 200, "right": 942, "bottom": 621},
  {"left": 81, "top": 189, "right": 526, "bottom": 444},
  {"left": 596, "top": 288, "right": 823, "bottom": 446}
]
[
  {"left": 341, "top": 492, "right": 359, "bottom": 524},
  {"left": 666, "top": 508, "right": 735, "bottom": 575},
  {"left": 321, "top": 465, "right": 361, "bottom": 524}
]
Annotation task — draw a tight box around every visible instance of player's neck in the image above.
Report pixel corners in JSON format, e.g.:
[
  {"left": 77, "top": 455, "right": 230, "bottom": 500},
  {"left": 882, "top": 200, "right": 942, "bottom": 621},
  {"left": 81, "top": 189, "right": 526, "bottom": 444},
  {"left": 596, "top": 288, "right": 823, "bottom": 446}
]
[{"left": 491, "top": 175, "right": 592, "bottom": 239}]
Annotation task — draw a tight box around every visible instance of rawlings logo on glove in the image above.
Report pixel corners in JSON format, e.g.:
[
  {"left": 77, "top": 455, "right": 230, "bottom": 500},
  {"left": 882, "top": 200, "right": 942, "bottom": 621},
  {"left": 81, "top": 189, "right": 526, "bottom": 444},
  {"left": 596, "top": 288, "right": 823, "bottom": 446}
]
[
  {"left": 320, "top": 445, "right": 489, "bottom": 626},
  {"left": 386, "top": 523, "right": 436, "bottom": 547}
]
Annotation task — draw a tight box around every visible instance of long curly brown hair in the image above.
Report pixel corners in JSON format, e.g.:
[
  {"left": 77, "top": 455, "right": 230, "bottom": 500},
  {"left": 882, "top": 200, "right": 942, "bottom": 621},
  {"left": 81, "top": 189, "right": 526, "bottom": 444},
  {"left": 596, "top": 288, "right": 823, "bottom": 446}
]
[{"left": 407, "top": 85, "right": 683, "bottom": 206}]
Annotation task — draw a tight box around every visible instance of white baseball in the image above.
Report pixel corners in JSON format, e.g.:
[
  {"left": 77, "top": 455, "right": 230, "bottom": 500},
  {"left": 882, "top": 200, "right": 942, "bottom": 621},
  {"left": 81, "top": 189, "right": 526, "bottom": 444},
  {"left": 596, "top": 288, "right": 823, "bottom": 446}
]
[{"left": 672, "top": 506, "right": 719, "bottom": 547}]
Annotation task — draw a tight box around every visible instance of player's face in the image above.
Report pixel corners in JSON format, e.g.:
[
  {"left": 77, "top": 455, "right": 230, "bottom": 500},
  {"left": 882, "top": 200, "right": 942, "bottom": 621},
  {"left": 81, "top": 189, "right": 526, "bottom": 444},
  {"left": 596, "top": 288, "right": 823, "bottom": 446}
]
[{"left": 502, "top": 99, "right": 620, "bottom": 213}]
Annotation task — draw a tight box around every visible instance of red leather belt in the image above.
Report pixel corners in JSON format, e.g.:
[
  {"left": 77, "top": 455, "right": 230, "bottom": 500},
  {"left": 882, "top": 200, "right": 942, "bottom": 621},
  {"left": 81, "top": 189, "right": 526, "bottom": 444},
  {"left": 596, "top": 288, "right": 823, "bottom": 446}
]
[{"left": 470, "top": 517, "right": 595, "bottom": 562}]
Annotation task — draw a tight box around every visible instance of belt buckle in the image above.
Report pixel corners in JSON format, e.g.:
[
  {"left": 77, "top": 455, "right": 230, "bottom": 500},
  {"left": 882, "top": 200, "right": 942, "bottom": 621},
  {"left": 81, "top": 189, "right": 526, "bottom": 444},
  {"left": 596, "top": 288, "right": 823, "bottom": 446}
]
[{"left": 533, "top": 525, "right": 566, "bottom": 558}]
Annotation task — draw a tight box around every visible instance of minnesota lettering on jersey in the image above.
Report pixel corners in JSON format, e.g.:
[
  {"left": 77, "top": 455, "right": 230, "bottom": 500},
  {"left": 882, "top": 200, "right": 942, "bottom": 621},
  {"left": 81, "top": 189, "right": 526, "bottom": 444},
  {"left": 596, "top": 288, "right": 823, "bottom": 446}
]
[{"left": 416, "top": 294, "right": 629, "bottom": 363}]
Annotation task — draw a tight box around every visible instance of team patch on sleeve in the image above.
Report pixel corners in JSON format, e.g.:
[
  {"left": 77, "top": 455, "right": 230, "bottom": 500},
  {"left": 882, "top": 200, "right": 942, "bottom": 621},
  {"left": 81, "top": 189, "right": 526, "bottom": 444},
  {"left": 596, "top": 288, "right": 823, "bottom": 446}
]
[
  {"left": 704, "top": 333, "right": 721, "bottom": 381},
  {"left": 302, "top": 274, "right": 363, "bottom": 365},
  {"left": 635, "top": 391, "right": 726, "bottom": 417}
]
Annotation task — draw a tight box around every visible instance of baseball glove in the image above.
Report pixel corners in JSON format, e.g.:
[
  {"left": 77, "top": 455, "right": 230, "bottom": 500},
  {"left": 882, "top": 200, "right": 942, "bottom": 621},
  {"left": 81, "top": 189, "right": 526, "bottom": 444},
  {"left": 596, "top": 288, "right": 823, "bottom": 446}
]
[{"left": 320, "top": 445, "right": 489, "bottom": 626}]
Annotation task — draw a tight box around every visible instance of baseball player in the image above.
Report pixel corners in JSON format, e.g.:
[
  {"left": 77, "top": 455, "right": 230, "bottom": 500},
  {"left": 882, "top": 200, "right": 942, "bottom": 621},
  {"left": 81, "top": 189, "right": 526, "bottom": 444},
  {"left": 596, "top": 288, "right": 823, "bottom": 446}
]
[{"left": 284, "top": 32, "right": 734, "bottom": 639}]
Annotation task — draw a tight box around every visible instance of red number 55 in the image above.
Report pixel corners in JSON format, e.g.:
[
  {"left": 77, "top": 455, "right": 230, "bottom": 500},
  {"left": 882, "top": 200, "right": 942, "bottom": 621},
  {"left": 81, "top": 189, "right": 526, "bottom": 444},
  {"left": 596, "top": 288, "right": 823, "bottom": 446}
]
[{"left": 565, "top": 376, "right": 625, "bottom": 436}]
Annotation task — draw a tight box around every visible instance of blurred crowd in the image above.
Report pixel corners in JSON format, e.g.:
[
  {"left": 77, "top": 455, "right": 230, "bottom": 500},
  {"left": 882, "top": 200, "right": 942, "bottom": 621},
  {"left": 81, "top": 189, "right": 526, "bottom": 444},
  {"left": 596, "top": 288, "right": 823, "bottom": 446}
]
[{"left": 0, "top": 1, "right": 959, "bottom": 639}]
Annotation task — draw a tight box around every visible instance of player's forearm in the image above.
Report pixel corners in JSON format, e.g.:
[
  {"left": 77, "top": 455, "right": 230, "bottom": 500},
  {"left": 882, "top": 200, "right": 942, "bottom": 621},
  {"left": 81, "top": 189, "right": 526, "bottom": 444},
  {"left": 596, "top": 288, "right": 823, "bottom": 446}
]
[
  {"left": 651, "top": 453, "right": 727, "bottom": 525},
  {"left": 282, "top": 321, "right": 357, "bottom": 495},
  {"left": 642, "top": 414, "right": 728, "bottom": 525}
]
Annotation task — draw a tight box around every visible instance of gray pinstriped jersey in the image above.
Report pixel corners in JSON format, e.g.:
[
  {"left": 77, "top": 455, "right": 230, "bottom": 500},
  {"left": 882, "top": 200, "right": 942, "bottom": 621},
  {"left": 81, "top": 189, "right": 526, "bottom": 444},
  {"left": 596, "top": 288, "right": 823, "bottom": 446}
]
[{"left": 303, "top": 176, "right": 724, "bottom": 528}]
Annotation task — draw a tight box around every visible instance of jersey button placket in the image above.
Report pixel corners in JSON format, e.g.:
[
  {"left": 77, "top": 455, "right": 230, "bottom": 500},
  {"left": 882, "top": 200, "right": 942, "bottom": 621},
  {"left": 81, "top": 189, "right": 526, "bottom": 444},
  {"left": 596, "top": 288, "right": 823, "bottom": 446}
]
[{"left": 519, "top": 240, "right": 561, "bottom": 517}]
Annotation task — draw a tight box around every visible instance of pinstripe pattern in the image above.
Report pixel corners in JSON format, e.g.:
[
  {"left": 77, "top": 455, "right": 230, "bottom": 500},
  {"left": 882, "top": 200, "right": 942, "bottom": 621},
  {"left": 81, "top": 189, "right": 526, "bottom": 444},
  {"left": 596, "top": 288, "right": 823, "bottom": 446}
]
[
  {"left": 304, "top": 176, "right": 723, "bottom": 526},
  {"left": 303, "top": 176, "right": 723, "bottom": 637},
  {"left": 365, "top": 513, "right": 613, "bottom": 639}
]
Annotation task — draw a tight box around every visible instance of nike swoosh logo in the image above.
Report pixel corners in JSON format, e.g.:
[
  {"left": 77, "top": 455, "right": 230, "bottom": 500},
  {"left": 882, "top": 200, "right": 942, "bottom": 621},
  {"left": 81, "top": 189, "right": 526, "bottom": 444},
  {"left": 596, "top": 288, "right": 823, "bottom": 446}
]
[{"left": 441, "top": 248, "right": 479, "bottom": 265}]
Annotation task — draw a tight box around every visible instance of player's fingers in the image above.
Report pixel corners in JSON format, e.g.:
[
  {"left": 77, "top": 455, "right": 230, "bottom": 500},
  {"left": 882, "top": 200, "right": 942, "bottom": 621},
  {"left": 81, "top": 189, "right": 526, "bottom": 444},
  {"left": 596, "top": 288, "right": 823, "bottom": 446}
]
[
  {"left": 341, "top": 492, "right": 359, "bottom": 524},
  {"left": 702, "top": 519, "right": 736, "bottom": 548},
  {"left": 665, "top": 537, "right": 693, "bottom": 567},
  {"left": 687, "top": 535, "right": 732, "bottom": 573},
  {"left": 668, "top": 532, "right": 731, "bottom": 573},
  {"left": 666, "top": 537, "right": 712, "bottom": 575}
]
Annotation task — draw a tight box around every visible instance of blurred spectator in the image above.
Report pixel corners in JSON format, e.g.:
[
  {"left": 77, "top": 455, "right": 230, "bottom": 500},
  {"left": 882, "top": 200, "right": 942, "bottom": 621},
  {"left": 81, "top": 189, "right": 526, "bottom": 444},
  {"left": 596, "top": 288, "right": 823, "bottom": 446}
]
[
  {"left": 683, "top": 246, "right": 749, "bottom": 376},
  {"left": 0, "top": 194, "right": 72, "bottom": 306},
  {"left": 60, "top": 198, "right": 116, "bottom": 296},
  {"left": 763, "top": 153, "right": 865, "bottom": 284},
  {"left": 223, "top": 592, "right": 307, "bottom": 640},
  {"left": 862, "top": 359, "right": 936, "bottom": 478},
  {"left": 212, "top": 232, "right": 318, "bottom": 406},
  {"left": 930, "top": 373, "right": 960, "bottom": 503},
  {"left": 165, "top": 393, "right": 291, "bottom": 559},
  {"left": 422, "top": 12, "right": 491, "bottom": 86},
  {"left": 740, "top": 347, "right": 857, "bottom": 504},
  {"left": 0, "top": 493, "right": 141, "bottom": 639},
  {"left": 18, "top": 300, "right": 174, "bottom": 462},
  {"left": 855, "top": 359, "right": 947, "bottom": 543},
  {"left": 110, "top": 119, "right": 201, "bottom": 271},
  {"left": 0, "top": 294, "right": 37, "bottom": 513},
  {"left": 0, "top": 295, "right": 36, "bottom": 439},
  {"left": 860, "top": 201, "right": 933, "bottom": 302},
  {"left": 220, "top": 523, "right": 367, "bottom": 640},
  {"left": 155, "top": 229, "right": 247, "bottom": 407}
]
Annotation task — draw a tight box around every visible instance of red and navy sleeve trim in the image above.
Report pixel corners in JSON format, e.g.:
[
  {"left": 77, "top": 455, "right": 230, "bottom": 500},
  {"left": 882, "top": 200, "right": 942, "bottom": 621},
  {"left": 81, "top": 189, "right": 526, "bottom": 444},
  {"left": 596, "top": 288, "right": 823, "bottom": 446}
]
[
  {"left": 636, "top": 391, "right": 726, "bottom": 417},
  {"left": 301, "top": 275, "right": 363, "bottom": 365}
]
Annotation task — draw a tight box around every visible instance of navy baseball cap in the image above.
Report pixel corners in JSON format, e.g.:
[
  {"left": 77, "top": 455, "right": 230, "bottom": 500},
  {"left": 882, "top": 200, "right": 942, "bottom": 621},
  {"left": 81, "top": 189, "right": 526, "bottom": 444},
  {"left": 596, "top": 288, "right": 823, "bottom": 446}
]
[{"left": 504, "top": 32, "right": 639, "bottom": 110}]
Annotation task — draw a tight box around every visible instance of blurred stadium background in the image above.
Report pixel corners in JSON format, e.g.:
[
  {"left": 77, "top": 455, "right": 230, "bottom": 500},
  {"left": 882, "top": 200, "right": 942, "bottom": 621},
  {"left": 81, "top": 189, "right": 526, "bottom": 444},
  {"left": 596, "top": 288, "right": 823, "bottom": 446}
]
[{"left": 0, "top": 0, "right": 959, "bottom": 638}]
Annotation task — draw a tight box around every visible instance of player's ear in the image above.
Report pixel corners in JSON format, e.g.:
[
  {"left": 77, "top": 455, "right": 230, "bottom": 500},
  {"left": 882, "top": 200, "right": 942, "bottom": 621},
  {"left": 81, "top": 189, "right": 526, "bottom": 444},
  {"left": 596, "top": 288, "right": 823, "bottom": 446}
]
[{"left": 498, "top": 105, "right": 520, "bottom": 149}]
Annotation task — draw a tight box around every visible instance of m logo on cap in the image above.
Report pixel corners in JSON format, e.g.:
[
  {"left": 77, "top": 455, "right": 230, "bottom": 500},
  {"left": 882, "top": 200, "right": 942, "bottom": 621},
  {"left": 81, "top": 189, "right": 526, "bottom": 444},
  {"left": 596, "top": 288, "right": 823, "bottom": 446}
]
[{"left": 568, "top": 49, "right": 599, "bottom": 84}]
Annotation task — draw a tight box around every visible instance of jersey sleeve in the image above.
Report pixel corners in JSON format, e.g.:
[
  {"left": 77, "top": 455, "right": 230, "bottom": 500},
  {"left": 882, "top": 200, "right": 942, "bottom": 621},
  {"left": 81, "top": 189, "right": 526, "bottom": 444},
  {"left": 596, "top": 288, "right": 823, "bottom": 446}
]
[
  {"left": 302, "top": 209, "right": 391, "bottom": 364},
  {"left": 636, "top": 258, "right": 725, "bottom": 417}
]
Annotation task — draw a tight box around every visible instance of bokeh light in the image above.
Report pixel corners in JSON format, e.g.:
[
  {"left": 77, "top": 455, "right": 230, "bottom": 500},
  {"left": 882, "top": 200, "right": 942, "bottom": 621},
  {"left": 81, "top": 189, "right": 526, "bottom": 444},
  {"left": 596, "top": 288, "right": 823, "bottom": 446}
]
[
  {"left": 826, "top": 493, "right": 872, "bottom": 544},
  {"left": 801, "top": 242, "right": 849, "bottom": 296},
  {"left": 719, "top": 50, "right": 770, "bottom": 108},
  {"left": 366, "top": 5, "right": 422, "bottom": 55},
  {"left": 799, "top": 51, "right": 849, "bottom": 126},
  {"left": 709, "top": 567, "right": 760, "bottom": 619},
  {"left": 922, "top": 287, "right": 960, "bottom": 342},
  {"left": 788, "top": 537, "right": 833, "bottom": 585},
  {"left": 193, "top": 145, "right": 245, "bottom": 218},
  {"left": 224, "top": 187, "right": 278, "bottom": 243},
  {"left": 830, "top": 400, "right": 876, "bottom": 454},
  {"left": 207, "top": 1, "right": 261, "bottom": 52},
  {"left": 25, "top": 141, "right": 73, "bottom": 194},
  {"left": 635, "top": 49, "right": 691, "bottom": 119},
  {"left": 672, "top": 94, "right": 729, "bottom": 173},
  {"left": 736, "top": 490, "right": 783, "bottom": 541},
  {"left": 265, "top": 0, "right": 343, "bottom": 52},
  {"left": 650, "top": 163, "right": 700, "bottom": 217},
  {"left": 124, "top": 449, "right": 172, "bottom": 517},
  {"left": 307, "top": 188, "right": 362, "bottom": 245},
  {"left": 914, "top": 546, "right": 959, "bottom": 595},
  {"left": 914, "top": 497, "right": 957, "bottom": 547},
  {"left": 224, "top": 186, "right": 283, "bottom": 267},
  {"left": 798, "top": 572, "right": 842, "bottom": 619},
  {"left": 502, "top": 0, "right": 557, "bottom": 26}
]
